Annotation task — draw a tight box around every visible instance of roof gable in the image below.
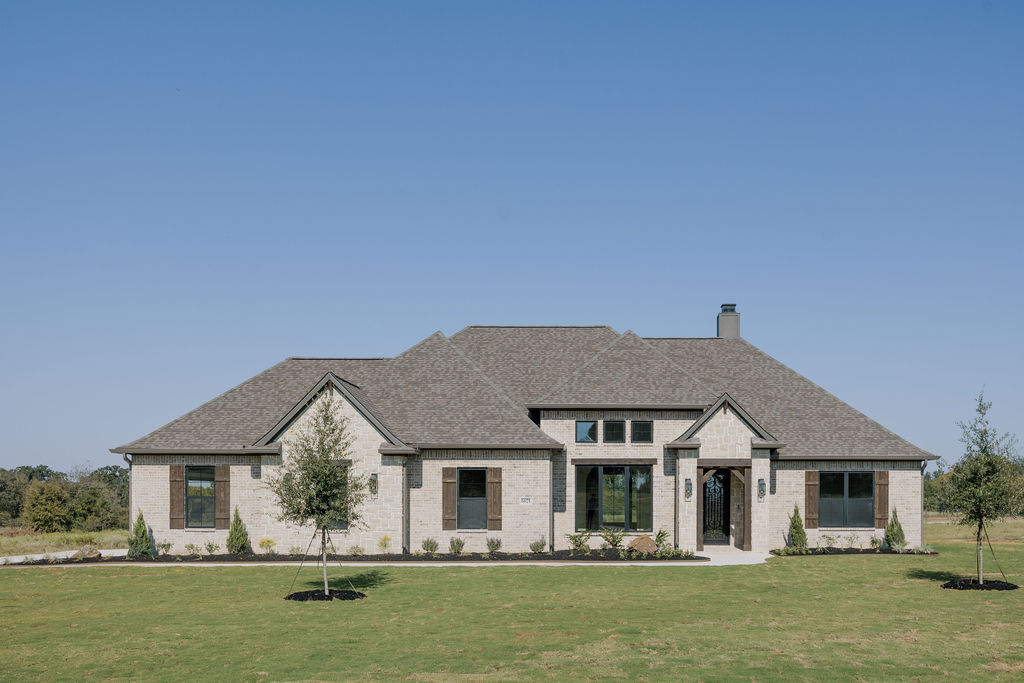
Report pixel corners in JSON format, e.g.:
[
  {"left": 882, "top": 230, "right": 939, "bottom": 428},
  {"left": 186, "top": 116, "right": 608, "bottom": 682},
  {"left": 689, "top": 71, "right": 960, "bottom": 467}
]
[{"left": 535, "top": 331, "right": 716, "bottom": 407}]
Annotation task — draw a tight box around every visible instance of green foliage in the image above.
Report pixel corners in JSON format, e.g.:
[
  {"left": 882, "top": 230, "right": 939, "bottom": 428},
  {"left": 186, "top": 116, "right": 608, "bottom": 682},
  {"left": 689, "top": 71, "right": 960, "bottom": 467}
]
[
  {"left": 788, "top": 504, "right": 807, "bottom": 548},
  {"left": 226, "top": 507, "right": 251, "bottom": 554},
  {"left": 448, "top": 537, "right": 465, "bottom": 555},
  {"left": 377, "top": 535, "right": 392, "bottom": 554},
  {"left": 486, "top": 537, "right": 502, "bottom": 553},
  {"left": 566, "top": 531, "right": 592, "bottom": 554},
  {"left": 155, "top": 542, "right": 172, "bottom": 555},
  {"left": 869, "top": 536, "right": 883, "bottom": 551},
  {"left": 23, "top": 482, "right": 72, "bottom": 532},
  {"left": 126, "top": 511, "right": 153, "bottom": 559},
  {"left": 819, "top": 533, "right": 838, "bottom": 551},
  {"left": 204, "top": 541, "right": 220, "bottom": 555},
  {"left": 421, "top": 537, "right": 439, "bottom": 554},
  {"left": 258, "top": 537, "right": 276, "bottom": 554},
  {"left": 654, "top": 529, "right": 671, "bottom": 552},
  {"left": 184, "top": 543, "right": 200, "bottom": 556},
  {"left": 529, "top": 538, "right": 546, "bottom": 554},
  {"left": 265, "top": 392, "right": 368, "bottom": 532},
  {"left": 1, "top": 464, "right": 128, "bottom": 530},
  {"left": 885, "top": 509, "right": 906, "bottom": 551},
  {"left": 598, "top": 527, "right": 625, "bottom": 549},
  {"left": 348, "top": 545, "right": 364, "bottom": 556}
]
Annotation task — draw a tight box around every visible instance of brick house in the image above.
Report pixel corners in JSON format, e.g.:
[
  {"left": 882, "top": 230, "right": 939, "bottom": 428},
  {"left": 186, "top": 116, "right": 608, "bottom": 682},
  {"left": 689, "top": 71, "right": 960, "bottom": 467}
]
[{"left": 112, "top": 305, "right": 935, "bottom": 554}]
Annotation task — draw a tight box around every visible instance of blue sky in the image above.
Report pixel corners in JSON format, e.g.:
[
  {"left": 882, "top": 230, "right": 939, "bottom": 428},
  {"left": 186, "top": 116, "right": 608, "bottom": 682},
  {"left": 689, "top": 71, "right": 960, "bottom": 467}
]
[{"left": 1, "top": 1, "right": 1021, "bottom": 472}]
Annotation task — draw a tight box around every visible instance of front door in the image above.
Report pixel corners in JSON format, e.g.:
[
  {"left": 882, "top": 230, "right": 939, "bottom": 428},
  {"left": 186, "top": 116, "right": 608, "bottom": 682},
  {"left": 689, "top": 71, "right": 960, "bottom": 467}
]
[{"left": 703, "top": 470, "right": 730, "bottom": 544}]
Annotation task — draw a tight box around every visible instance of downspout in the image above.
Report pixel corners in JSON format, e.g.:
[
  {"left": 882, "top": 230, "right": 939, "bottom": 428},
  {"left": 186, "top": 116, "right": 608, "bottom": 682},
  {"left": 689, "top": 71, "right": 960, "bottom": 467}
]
[{"left": 122, "top": 453, "right": 133, "bottom": 529}]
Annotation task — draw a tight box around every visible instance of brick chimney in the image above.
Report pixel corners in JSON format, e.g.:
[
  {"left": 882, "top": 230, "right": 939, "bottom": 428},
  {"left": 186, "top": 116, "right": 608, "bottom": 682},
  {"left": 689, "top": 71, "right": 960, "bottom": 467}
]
[{"left": 717, "top": 304, "right": 740, "bottom": 339}]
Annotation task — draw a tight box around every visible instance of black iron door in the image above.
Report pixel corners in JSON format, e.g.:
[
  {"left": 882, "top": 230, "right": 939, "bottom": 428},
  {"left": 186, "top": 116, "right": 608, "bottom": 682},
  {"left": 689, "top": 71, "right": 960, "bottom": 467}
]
[{"left": 703, "top": 471, "right": 730, "bottom": 544}]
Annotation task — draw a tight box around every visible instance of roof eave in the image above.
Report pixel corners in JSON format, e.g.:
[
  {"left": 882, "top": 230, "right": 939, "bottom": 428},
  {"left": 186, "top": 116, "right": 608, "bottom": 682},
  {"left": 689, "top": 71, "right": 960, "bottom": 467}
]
[
  {"left": 527, "top": 403, "right": 708, "bottom": 410},
  {"left": 110, "top": 445, "right": 282, "bottom": 456},
  {"left": 414, "top": 442, "right": 565, "bottom": 451}
]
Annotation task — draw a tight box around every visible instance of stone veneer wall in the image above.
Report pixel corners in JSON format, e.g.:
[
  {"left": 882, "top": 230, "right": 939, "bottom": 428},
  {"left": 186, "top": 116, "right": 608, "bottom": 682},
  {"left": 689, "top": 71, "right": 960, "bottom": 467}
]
[
  {"left": 407, "top": 449, "right": 552, "bottom": 553},
  {"left": 542, "top": 410, "right": 696, "bottom": 550},
  {"left": 129, "top": 390, "right": 405, "bottom": 554},
  {"left": 769, "top": 460, "right": 923, "bottom": 549}
]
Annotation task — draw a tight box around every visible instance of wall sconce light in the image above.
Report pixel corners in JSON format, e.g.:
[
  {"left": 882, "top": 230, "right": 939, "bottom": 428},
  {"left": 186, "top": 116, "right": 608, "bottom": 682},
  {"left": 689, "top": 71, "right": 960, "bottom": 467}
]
[
  {"left": 369, "top": 473, "right": 379, "bottom": 496},
  {"left": 758, "top": 478, "right": 766, "bottom": 500},
  {"left": 684, "top": 479, "right": 693, "bottom": 501}
]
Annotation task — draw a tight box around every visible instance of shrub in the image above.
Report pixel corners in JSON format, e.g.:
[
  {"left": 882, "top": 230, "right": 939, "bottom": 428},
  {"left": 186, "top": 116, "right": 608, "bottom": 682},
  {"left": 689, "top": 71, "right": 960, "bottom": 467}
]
[
  {"left": 885, "top": 509, "right": 906, "bottom": 552},
  {"left": 421, "top": 537, "right": 439, "bottom": 554},
  {"left": 377, "top": 535, "right": 392, "bottom": 554},
  {"left": 348, "top": 545, "right": 364, "bottom": 556},
  {"left": 654, "top": 529, "right": 671, "bottom": 552},
  {"left": 869, "top": 536, "right": 882, "bottom": 551},
  {"left": 23, "top": 482, "right": 72, "bottom": 533},
  {"left": 155, "top": 542, "right": 172, "bottom": 555},
  {"left": 486, "top": 537, "right": 502, "bottom": 553},
  {"left": 529, "top": 538, "right": 546, "bottom": 554},
  {"left": 566, "top": 531, "right": 592, "bottom": 554},
  {"left": 204, "top": 541, "right": 220, "bottom": 555},
  {"left": 820, "top": 534, "right": 838, "bottom": 551},
  {"left": 258, "top": 537, "right": 276, "bottom": 554},
  {"left": 448, "top": 537, "right": 465, "bottom": 555},
  {"left": 126, "top": 511, "right": 153, "bottom": 559},
  {"left": 184, "top": 543, "right": 200, "bottom": 556},
  {"left": 844, "top": 533, "right": 859, "bottom": 549},
  {"left": 788, "top": 504, "right": 807, "bottom": 548},
  {"left": 226, "top": 507, "right": 251, "bottom": 554},
  {"left": 288, "top": 545, "right": 303, "bottom": 556},
  {"left": 598, "top": 527, "right": 625, "bottom": 549}
]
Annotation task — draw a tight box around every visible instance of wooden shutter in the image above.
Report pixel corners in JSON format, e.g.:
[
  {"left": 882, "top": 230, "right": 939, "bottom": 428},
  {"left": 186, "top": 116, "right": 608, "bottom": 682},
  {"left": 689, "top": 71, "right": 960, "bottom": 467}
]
[
  {"left": 804, "top": 470, "right": 819, "bottom": 529},
  {"left": 874, "top": 470, "right": 889, "bottom": 529},
  {"left": 215, "top": 465, "right": 230, "bottom": 530},
  {"left": 487, "top": 467, "right": 502, "bottom": 531},
  {"left": 442, "top": 467, "right": 457, "bottom": 530},
  {"left": 169, "top": 465, "right": 185, "bottom": 529}
]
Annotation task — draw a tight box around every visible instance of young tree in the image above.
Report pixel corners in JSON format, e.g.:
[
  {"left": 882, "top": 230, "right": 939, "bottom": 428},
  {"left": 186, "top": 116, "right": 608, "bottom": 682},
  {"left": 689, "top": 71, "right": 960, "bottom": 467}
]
[
  {"left": 788, "top": 504, "right": 807, "bottom": 548},
  {"left": 266, "top": 390, "right": 367, "bottom": 596},
  {"left": 23, "top": 481, "right": 72, "bottom": 532},
  {"left": 226, "top": 507, "right": 251, "bottom": 555},
  {"left": 946, "top": 393, "right": 1023, "bottom": 584},
  {"left": 127, "top": 511, "right": 153, "bottom": 559}
]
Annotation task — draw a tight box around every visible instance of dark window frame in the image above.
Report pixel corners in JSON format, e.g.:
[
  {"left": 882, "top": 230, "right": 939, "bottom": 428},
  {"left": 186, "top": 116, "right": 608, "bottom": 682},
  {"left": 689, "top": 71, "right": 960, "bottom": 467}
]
[
  {"left": 184, "top": 465, "right": 215, "bottom": 529},
  {"left": 631, "top": 420, "right": 654, "bottom": 443},
  {"left": 574, "top": 464, "right": 654, "bottom": 532},
  {"left": 603, "top": 420, "right": 626, "bottom": 443},
  {"left": 575, "top": 420, "right": 598, "bottom": 443},
  {"left": 457, "top": 467, "right": 488, "bottom": 530},
  {"left": 819, "top": 471, "right": 874, "bottom": 528}
]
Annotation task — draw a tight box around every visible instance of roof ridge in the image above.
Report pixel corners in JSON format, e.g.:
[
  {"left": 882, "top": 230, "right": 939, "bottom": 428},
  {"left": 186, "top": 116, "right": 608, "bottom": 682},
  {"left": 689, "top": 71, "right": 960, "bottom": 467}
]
[
  {"left": 287, "top": 357, "right": 391, "bottom": 361},
  {"left": 442, "top": 336, "right": 558, "bottom": 445},
  {"left": 536, "top": 331, "right": 629, "bottom": 403},
  {"left": 396, "top": 331, "right": 447, "bottom": 358},
  {"left": 629, "top": 332, "right": 718, "bottom": 399},
  {"left": 734, "top": 339, "right": 935, "bottom": 458}
]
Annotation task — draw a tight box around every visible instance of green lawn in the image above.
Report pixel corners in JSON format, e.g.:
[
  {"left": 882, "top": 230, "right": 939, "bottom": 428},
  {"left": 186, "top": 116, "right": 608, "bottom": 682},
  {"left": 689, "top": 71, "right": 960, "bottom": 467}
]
[{"left": 1, "top": 522, "right": 1022, "bottom": 680}]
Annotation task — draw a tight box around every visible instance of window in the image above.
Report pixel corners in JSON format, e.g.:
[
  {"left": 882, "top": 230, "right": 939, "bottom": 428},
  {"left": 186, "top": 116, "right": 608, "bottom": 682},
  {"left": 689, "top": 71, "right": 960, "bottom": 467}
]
[
  {"left": 631, "top": 421, "right": 653, "bottom": 443},
  {"left": 575, "top": 465, "right": 653, "bottom": 531},
  {"left": 819, "top": 472, "right": 874, "bottom": 527},
  {"left": 576, "top": 421, "right": 598, "bottom": 443},
  {"left": 457, "top": 469, "right": 487, "bottom": 529},
  {"left": 185, "top": 466, "right": 215, "bottom": 528},
  {"left": 604, "top": 420, "right": 625, "bottom": 443}
]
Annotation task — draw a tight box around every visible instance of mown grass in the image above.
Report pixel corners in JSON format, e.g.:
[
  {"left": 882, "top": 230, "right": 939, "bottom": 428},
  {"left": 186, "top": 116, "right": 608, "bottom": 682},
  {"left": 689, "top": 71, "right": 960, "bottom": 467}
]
[
  {"left": 0, "top": 521, "right": 1021, "bottom": 680},
  {"left": 0, "top": 528, "right": 127, "bottom": 556}
]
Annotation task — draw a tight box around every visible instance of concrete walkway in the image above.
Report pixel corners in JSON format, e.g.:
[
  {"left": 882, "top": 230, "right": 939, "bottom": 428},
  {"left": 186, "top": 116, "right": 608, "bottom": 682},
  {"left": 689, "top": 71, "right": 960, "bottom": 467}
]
[{"left": 3, "top": 548, "right": 770, "bottom": 568}]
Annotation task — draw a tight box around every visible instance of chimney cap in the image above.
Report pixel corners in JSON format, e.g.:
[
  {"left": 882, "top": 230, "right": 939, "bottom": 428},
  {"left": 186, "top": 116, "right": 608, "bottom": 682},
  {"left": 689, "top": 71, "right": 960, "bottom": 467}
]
[{"left": 720, "top": 303, "right": 737, "bottom": 313}]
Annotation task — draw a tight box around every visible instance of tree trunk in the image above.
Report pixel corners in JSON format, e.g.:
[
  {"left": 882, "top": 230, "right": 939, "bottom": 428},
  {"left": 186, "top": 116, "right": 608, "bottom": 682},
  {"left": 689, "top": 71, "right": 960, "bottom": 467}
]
[
  {"left": 977, "top": 523, "right": 984, "bottom": 586},
  {"left": 322, "top": 527, "right": 329, "bottom": 596}
]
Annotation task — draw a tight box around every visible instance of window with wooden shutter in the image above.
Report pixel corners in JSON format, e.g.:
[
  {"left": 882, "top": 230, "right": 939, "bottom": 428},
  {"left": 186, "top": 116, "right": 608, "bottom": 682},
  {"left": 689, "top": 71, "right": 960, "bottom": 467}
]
[
  {"left": 442, "top": 467, "right": 457, "bottom": 530},
  {"left": 487, "top": 467, "right": 502, "bottom": 530},
  {"left": 804, "top": 470, "right": 819, "bottom": 529},
  {"left": 874, "top": 470, "right": 889, "bottom": 529},
  {"left": 215, "top": 465, "right": 230, "bottom": 530},
  {"left": 169, "top": 465, "right": 185, "bottom": 529}
]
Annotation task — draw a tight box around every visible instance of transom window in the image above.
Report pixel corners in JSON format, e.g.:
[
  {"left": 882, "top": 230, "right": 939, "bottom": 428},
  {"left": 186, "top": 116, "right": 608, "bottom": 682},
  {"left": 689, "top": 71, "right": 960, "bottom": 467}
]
[
  {"left": 819, "top": 472, "right": 874, "bottom": 527},
  {"left": 603, "top": 421, "right": 625, "bottom": 443},
  {"left": 631, "top": 421, "right": 653, "bottom": 443},
  {"left": 575, "top": 421, "right": 598, "bottom": 443},
  {"left": 185, "top": 466, "right": 215, "bottom": 528},
  {"left": 457, "top": 469, "right": 487, "bottom": 529},
  {"left": 575, "top": 465, "right": 653, "bottom": 531}
]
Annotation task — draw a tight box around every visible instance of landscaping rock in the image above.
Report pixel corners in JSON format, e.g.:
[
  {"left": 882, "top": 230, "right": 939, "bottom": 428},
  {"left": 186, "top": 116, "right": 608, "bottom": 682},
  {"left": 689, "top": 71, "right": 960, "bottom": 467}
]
[
  {"left": 627, "top": 534, "right": 658, "bottom": 554},
  {"left": 72, "top": 545, "right": 102, "bottom": 560}
]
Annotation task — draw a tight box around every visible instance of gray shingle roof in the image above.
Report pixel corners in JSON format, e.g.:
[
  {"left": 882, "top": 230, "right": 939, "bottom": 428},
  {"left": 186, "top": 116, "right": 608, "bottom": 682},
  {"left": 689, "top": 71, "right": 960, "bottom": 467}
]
[
  {"left": 115, "top": 327, "right": 933, "bottom": 460},
  {"left": 645, "top": 337, "right": 933, "bottom": 460},
  {"left": 536, "top": 331, "right": 717, "bottom": 407}
]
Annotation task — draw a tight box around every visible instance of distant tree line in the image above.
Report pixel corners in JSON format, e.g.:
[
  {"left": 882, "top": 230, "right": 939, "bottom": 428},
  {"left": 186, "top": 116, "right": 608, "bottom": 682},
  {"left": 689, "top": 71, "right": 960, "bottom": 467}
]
[
  {"left": 924, "top": 461, "right": 1024, "bottom": 515},
  {"left": 0, "top": 465, "right": 129, "bottom": 532}
]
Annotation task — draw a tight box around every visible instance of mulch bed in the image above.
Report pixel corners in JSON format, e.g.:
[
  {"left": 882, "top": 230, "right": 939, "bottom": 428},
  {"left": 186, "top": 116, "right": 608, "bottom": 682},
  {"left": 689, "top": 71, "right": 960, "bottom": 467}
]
[
  {"left": 13, "top": 549, "right": 709, "bottom": 565},
  {"left": 771, "top": 548, "right": 938, "bottom": 556},
  {"left": 284, "top": 589, "right": 366, "bottom": 601},
  {"left": 941, "top": 578, "right": 1018, "bottom": 591}
]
